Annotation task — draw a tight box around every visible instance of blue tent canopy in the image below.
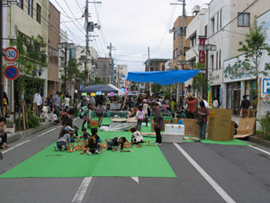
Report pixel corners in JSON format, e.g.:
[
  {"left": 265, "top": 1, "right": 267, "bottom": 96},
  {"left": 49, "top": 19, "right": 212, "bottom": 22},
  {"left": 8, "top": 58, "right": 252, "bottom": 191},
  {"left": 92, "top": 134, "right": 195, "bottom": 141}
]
[{"left": 126, "top": 70, "right": 199, "bottom": 86}]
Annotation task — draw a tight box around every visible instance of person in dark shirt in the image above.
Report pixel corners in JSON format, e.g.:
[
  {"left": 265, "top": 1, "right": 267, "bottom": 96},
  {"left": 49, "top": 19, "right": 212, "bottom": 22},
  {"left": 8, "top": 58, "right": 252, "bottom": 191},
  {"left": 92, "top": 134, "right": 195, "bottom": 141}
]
[
  {"left": 106, "top": 137, "right": 126, "bottom": 152},
  {"left": 80, "top": 127, "right": 90, "bottom": 140},
  {"left": 86, "top": 128, "right": 101, "bottom": 155},
  {"left": 240, "top": 95, "right": 250, "bottom": 119}
]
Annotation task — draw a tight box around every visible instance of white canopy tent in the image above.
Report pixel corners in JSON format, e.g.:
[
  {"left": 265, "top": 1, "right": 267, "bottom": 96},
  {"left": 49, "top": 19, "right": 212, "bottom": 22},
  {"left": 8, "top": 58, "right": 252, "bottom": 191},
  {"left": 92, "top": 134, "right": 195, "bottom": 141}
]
[{"left": 107, "top": 84, "right": 125, "bottom": 96}]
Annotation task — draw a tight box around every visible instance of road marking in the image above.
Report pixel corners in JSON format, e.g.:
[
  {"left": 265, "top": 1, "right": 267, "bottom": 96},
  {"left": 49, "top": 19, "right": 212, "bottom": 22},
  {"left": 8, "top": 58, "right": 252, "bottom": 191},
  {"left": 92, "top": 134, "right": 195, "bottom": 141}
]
[
  {"left": 249, "top": 145, "right": 270, "bottom": 155},
  {"left": 3, "top": 127, "right": 61, "bottom": 154},
  {"left": 173, "top": 143, "right": 236, "bottom": 203},
  {"left": 72, "top": 177, "right": 92, "bottom": 203},
  {"left": 131, "top": 177, "right": 139, "bottom": 183}
]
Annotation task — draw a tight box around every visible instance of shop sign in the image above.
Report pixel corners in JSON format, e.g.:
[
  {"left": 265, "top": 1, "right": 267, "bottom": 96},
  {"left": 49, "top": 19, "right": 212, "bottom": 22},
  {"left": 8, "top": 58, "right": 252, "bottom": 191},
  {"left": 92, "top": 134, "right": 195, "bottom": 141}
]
[
  {"left": 262, "top": 78, "right": 270, "bottom": 101},
  {"left": 199, "top": 38, "right": 205, "bottom": 65}
]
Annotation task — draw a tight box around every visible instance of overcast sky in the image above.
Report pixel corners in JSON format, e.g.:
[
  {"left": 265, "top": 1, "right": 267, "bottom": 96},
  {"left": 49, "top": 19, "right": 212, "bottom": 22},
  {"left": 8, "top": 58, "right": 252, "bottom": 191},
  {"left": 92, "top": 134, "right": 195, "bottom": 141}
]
[{"left": 50, "top": 0, "right": 211, "bottom": 72}]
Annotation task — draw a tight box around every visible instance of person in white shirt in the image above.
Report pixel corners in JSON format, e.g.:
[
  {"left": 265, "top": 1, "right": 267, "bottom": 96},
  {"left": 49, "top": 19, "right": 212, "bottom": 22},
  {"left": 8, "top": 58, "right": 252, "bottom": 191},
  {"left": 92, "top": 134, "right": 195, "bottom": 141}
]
[
  {"left": 201, "top": 96, "right": 209, "bottom": 109},
  {"left": 213, "top": 97, "right": 219, "bottom": 108},
  {"left": 33, "top": 91, "right": 42, "bottom": 116}
]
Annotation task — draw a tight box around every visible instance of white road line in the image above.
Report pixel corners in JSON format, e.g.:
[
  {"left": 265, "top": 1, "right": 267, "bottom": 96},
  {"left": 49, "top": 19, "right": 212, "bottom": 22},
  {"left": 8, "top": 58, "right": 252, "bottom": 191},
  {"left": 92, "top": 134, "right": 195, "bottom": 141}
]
[
  {"left": 173, "top": 143, "right": 236, "bottom": 203},
  {"left": 72, "top": 177, "right": 92, "bottom": 203},
  {"left": 2, "top": 140, "right": 31, "bottom": 154},
  {"left": 249, "top": 145, "right": 270, "bottom": 155},
  {"left": 131, "top": 177, "right": 139, "bottom": 183}
]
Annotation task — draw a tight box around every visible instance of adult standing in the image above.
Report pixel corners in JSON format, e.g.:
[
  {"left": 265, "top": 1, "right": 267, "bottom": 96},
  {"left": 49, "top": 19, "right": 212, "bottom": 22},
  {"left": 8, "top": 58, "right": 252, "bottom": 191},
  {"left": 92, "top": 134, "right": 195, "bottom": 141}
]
[
  {"left": 213, "top": 97, "right": 219, "bottom": 108},
  {"left": 142, "top": 99, "right": 150, "bottom": 127},
  {"left": 33, "top": 90, "right": 42, "bottom": 117},
  {"left": 53, "top": 92, "right": 62, "bottom": 118},
  {"left": 201, "top": 96, "right": 209, "bottom": 108},
  {"left": 152, "top": 102, "right": 164, "bottom": 145},
  {"left": 198, "top": 101, "right": 209, "bottom": 140},
  {"left": 170, "top": 98, "right": 176, "bottom": 118},
  {"left": 184, "top": 93, "right": 198, "bottom": 119},
  {"left": 240, "top": 95, "right": 250, "bottom": 119},
  {"left": 63, "top": 94, "right": 70, "bottom": 109}
]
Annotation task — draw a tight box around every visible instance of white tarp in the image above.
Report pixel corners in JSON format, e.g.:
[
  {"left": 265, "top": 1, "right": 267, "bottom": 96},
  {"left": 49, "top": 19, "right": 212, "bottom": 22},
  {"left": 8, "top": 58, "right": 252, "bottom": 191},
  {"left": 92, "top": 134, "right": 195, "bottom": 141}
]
[{"left": 107, "top": 84, "right": 125, "bottom": 95}]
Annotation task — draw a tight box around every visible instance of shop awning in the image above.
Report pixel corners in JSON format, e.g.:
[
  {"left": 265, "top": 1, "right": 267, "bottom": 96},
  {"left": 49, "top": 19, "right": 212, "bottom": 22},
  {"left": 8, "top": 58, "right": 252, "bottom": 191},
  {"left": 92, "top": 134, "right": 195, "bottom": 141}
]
[{"left": 126, "top": 70, "right": 199, "bottom": 86}]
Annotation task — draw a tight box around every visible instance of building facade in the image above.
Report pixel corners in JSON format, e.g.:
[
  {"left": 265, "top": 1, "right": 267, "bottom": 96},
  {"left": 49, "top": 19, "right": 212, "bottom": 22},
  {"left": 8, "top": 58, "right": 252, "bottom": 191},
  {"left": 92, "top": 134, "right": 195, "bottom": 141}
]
[
  {"left": 96, "top": 57, "right": 112, "bottom": 84},
  {"left": 185, "top": 0, "right": 270, "bottom": 116},
  {"left": 116, "top": 64, "right": 128, "bottom": 88}
]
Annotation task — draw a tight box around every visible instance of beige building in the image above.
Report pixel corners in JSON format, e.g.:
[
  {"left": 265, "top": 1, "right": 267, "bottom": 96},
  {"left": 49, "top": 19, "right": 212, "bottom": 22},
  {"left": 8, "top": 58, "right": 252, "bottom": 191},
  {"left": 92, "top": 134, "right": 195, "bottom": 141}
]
[
  {"left": 47, "top": 2, "right": 60, "bottom": 97},
  {"left": 4, "top": 0, "right": 49, "bottom": 111}
]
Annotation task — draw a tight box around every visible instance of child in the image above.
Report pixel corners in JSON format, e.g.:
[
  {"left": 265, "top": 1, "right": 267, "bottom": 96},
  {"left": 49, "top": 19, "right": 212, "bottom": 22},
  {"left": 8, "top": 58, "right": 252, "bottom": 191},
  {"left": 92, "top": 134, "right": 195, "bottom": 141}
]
[
  {"left": 106, "top": 137, "right": 126, "bottom": 152},
  {"left": 96, "top": 101, "right": 105, "bottom": 127},
  {"left": 127, "top": 107, "right": 133, "bottom": 118},
  {"left": 130, "top": 127, "right": 144, "bottom": 144},
  {"left": 176, "top": 114, "right": 183, "bottom": 124},
  {"left": 0, "top": 117, "right": 9, "bottom": 149},
  {"left": 61, "top": 106, "right": 70, "bottom": 121},
  {"left": 81, "top": 103, "right": 92, "bottom": 128},
  {"left": 142, "top": 99, "right": 150, "bottom": 127},
  {"left": 136, "top": 105, "right": 144, "bottom": 131},
  {"left": 80, "top": 127, "right": 91, "bottom": 140},
  {"left": 85, "top": 128, "right": 102, "bottom": 155},
  {"left": 54, "top": 126, "right": 73, "bottom": 151},
  {"left": 52, "top": 110, "right": 60, "bottom": 125}
]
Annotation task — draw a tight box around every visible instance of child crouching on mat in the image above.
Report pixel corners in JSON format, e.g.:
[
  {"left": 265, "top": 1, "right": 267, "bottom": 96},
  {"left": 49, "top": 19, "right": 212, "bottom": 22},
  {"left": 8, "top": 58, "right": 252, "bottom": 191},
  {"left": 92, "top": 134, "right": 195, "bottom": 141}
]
[
  {"left": 54, "top": 126, "right": 73, "bottom": 151},
  {"left": 83, "top": 128, "right": 101, "bottom": 155},
  {"left": 80, "top": 127, "right": 90, "bottom": 140},
  {"left": 130, "top": 127, "right": 144, "bottom": 145},
  {"left": 106, "top": 137, "right": 126, "bottom": 152}
]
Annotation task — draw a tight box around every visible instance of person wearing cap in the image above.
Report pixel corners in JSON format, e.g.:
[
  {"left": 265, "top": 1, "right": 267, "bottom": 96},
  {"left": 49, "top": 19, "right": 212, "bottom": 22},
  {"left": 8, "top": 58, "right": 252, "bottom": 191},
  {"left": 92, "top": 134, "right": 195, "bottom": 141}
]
[
  {"left": 53, "top": 92, "right": 62, "bottom": 119},
  {"left": 54, "top": 125, "right": 73, "bottom": 151}
]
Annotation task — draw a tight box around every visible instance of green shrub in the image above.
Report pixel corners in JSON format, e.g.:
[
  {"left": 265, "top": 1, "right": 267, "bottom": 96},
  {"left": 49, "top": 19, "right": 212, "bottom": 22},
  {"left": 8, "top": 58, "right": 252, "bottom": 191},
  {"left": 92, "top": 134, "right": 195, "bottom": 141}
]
[
  {"left": 16, "top": 110, "right": 41, "bottom": 130},
  {"left": 259, "top": 113, "right": 270, "bottom": 138}
]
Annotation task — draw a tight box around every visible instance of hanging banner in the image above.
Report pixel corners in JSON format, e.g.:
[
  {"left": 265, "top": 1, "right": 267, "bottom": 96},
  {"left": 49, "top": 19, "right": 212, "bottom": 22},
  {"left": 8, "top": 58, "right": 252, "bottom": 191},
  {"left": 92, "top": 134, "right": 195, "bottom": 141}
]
[
  {"left": 199, "top": 38, "right": 205, "bottom": 65},
  {"left": 208, "top": 86, "right": 213, "bottom": 108}
]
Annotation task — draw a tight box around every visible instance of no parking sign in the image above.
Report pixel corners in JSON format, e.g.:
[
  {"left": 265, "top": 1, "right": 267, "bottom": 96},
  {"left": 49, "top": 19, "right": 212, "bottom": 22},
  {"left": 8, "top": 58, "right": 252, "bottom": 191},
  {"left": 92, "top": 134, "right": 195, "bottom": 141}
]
[{"left": 4, "top": 65, "right": 19, "bottom": 80}]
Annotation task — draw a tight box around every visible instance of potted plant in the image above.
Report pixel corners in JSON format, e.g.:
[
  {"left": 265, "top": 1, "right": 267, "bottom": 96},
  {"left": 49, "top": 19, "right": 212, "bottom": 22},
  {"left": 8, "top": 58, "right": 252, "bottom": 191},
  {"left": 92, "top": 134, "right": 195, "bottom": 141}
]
[{"left": 6, "top": 120, "right": 15, "bottom": 128}]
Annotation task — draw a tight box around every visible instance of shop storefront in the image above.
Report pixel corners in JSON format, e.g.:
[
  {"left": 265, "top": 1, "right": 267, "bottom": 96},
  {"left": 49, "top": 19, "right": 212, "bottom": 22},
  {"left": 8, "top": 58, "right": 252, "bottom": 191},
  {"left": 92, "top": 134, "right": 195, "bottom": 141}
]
[{"left": 226, "top": 82, "right": 241, "bottom": 115}]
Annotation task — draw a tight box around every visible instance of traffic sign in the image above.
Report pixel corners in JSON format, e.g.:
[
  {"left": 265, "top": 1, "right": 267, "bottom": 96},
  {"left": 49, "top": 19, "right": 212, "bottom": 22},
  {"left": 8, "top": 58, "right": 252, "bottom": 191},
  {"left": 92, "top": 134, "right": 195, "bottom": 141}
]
[
  {"left": 4, "top": 65, "right": 19, "bottom": 80},
  {"left": 4, "top": 47, "right": 19, "bottom": 61}
]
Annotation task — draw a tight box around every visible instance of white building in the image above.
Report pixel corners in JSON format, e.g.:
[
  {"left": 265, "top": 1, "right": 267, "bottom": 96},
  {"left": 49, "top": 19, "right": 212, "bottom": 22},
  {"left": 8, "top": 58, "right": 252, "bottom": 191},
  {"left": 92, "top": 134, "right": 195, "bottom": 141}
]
[
  {"left": 185, "top": 0, "right": 270, "bottom": 115},
  {"left": 116, "top": 64, "right": 128, "bottom": 88}
]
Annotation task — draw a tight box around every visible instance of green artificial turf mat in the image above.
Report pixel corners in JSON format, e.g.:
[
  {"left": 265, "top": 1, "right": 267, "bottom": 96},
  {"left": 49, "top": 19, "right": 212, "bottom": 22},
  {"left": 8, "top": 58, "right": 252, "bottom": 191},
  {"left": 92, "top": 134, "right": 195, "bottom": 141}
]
[{"left": 0, "top": 127, "right": 176, "bottom": 179}]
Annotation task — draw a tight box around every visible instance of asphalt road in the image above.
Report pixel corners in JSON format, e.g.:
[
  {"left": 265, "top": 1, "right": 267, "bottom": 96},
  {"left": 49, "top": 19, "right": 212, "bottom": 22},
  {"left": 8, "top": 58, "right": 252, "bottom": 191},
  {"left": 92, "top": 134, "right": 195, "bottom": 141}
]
[{"left": 1, "top": 118, "right": 270, "bottom": 203}]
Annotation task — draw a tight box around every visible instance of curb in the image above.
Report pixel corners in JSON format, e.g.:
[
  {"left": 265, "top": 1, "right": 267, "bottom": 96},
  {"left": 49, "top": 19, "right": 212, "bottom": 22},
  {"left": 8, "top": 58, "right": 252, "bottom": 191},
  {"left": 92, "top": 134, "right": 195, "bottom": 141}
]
[
  {"left": 248, "top": 136, "right": 270, "bottom": 148},
  {"left": 7, "top": 122, "right": 55, "bottom": 143}
]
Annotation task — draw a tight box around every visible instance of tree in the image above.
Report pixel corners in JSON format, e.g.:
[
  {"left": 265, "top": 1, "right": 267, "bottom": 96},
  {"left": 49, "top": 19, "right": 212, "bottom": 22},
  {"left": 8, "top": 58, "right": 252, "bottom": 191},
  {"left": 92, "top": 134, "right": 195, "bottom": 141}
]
[
  {"left": 151, "top": 83, "right": 162, "bottom": 96},
  {"left": 91, "top": 76, "right": 107, "bottom": 85},
  {"left": 231, "top": 16, "right": 270, "bottom": 111},
  {"left": 192, "top": 63, "right": 206, "bottom": 96},
  {"left": 10, "top": 33, "right": 47, "bottom": 129}
]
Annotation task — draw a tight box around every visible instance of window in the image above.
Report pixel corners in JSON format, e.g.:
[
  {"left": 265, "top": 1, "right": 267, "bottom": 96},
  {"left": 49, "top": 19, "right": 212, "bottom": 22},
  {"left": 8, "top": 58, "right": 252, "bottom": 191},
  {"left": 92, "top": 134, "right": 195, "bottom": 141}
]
[
  {"left": 49, "top": 46, "right": 58, "bottom": 65},
  {"left": 28, "top": 0, "right": 33, "bottom": 17},
  {"left": 36, "top": 3, "right": 41, "bottom": 23},
  {"left": 174, "top": 48, "right": 178, "bottom": 59},
  {"left": 205, "top": 25, "right": 207, "bottom": 38},
  {"left": 17, "top": 0, "right": 23, "bottom": 9},
  {"left": 220, "top": 9, "right": 222, "bottom": 28},
  {"left": 174, "top": 30, "right": 177, "bottom": 40},
  {"left": 190, "top": 34, "right": 197, "bottom": 48},
  {"left": 217, "top": 11, "right": 219, "bottom": 31},
  {"left": 155, "top": 67, "right": 158, "bottom": 71},
  {"left": 162, "top": 65, "right": 165, "bottom": 71},
  {"left": 238, "top": 13, "right": 250, "bottom": 27},
  {"left": 211, "top": 17, "right": 215, "bottom": 34},
  {"left": 216, "top": 52, "right": 218, "bottom": 70},
  {"left": 189, "top": 58, "right": 196, "bottom": 69},
  {"left": 210, "top": 55, "right": 214, "bottom": 71},
  {"left": 219, "top": 50, "right": 221, "bottom": 70},
  {"left": 150, "top": 67, "right": 154, "bottom": 71}
]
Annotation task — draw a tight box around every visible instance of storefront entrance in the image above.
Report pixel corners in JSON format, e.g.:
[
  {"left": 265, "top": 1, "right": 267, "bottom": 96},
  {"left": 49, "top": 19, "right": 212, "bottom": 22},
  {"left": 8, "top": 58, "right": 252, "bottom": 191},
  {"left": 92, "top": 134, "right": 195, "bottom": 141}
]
[{"left": 233, "top": 90, "right": 240, "bottom": 116}]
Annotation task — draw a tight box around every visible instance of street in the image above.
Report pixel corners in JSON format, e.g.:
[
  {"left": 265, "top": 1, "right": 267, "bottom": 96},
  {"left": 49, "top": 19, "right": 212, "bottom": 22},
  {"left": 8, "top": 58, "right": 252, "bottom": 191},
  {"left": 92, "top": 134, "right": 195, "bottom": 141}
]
[{"left": 1, "top": 118, "right": 270, "bottom": 203}]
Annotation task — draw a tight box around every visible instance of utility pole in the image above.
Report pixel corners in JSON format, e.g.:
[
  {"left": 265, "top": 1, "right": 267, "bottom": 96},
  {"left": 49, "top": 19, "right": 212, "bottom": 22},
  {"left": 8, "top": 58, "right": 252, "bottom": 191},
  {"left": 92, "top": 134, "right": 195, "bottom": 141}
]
[
  {"left": 147, "top": 47, "right": 152, "bottom": 95},
  {"left": 170, "top": 0, "right": 186, "bottom": 103},
  {"left": 107, "top": 42, "right": 115, "bottom": 85},
  {"left": 85, "top": 1, "right": 102, "bottom": 87},
  {"left": 85, "top": 0, "right": 89, "bottom": 87}
]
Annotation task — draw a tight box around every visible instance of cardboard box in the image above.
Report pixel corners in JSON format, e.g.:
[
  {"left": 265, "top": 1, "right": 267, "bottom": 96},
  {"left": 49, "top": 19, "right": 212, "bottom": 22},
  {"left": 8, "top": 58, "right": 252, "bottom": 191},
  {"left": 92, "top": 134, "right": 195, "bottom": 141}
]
[
  {"left": 182, "top": 119, "right": 199, "bottom": 136},
  {"left": 234, "top": 118, "right": 256, "bottom": 138},
  {"left": 172, "top": 118, "right": 178, "bottom": 124},
  {"left": 207, "top": 109, "right": 232, "bottom": 141},
  {"left": 230, "top": 121, "right": 235, "bottom": 140}
]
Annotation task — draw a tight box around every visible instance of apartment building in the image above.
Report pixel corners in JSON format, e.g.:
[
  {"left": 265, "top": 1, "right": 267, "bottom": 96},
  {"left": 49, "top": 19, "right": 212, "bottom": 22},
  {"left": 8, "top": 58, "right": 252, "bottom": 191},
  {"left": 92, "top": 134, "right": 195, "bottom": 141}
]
[
  {"left": 47, "top": 1, "right": 60, "bottom": 97},
  {"left": 4, "top": 0, "right": 49, "bottom": 111},
  {"left": 116, "top": 64, "right": 128, "bottom": 88},
  {"left": 185, "top": 0, "right": 270, "bottom": 117},
  {"left": 96, "top": 57, "right": 112, "bottom": 84}
]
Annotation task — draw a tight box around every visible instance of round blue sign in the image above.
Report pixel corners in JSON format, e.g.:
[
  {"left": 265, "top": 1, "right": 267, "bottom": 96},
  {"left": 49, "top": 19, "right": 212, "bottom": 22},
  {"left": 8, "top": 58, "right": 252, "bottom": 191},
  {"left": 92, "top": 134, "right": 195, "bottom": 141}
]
[{"left": 4, "top": 66, "right": 19, "bottom": 80}]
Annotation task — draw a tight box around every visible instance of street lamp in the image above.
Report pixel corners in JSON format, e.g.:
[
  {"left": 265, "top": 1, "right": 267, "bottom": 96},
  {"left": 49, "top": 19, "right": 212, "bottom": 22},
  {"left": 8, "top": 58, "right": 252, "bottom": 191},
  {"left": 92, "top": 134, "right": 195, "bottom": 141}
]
[{"left": 57, "top": 42, "right": 75, "bottom": 94}]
